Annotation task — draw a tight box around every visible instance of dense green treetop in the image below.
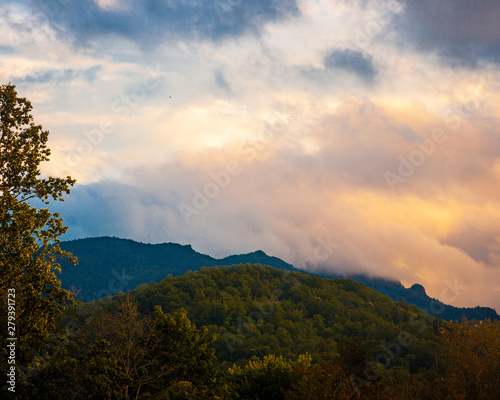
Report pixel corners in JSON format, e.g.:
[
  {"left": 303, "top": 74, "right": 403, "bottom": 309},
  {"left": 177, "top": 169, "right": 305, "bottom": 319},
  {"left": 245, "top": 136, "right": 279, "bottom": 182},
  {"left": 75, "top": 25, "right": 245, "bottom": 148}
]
[
  {"left": 64, "top": 263, "right": 442, "bottom": 382},
  {"left": 0, "top": 83, "right": 76, "bottom": 396}
]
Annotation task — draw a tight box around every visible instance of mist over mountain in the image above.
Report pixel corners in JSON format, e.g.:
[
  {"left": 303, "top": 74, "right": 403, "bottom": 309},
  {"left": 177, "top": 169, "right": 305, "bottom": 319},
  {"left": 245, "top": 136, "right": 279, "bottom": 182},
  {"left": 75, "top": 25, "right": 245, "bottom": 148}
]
[{"left": 58, "top": 237, "right": 499, "bottom": 321}]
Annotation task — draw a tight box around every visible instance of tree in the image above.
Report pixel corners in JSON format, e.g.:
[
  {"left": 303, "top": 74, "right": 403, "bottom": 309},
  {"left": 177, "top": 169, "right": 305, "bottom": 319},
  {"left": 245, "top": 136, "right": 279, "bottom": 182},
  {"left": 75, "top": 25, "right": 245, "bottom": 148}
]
[
  {"left": 284, "top": 360, "right": 357, "bottom": 400},
  {"left": 77, "top": 295, "right": 225, "bottom": 399},
  {"left": 432, "top": 320, "right": 500, "bottom": 399},
  {"left": 0, "top": 83, "right": 76, "bottom": 391},
  {"left": 23, "top": 339, "right": 127, "bottom": 400},
  {"left": 228, "top": 354, "right": 311, "bottom": 400},
  {"left": 152, "top": 305, "right": 226, "bottom": 400},
  {"left": 79, "top": 295, "right": 171, "bottom": 400},
  {"left": 338, "top": 336, "right": 371, "bottom": 376}
]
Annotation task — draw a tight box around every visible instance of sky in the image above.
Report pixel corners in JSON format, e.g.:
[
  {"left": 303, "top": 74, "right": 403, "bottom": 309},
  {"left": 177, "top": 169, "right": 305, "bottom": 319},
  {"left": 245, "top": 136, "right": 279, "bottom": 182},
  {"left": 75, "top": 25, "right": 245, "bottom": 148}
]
[{"left": 2, "top": 0, "right": 500, "bottom": 312}]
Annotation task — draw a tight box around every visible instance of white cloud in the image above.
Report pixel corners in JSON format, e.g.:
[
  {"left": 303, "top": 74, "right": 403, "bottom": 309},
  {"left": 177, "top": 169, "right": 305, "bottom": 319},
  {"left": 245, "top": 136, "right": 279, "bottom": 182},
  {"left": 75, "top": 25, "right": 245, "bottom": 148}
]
[{"left": 93, "top": 0, "right": 130, "bottom": 12}]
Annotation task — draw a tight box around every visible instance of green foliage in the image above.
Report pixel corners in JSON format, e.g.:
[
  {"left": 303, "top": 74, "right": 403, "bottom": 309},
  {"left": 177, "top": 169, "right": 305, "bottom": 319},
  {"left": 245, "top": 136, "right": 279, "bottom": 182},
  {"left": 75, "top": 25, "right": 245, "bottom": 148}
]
[
  {"left": 430, "top": 320, "right": 500, "bottom": 399},
  {"left": 23, "top": 339, "right": 127, "bottom": 400},
  {"left": 338, "top": 337, "right": 371, "bottom": 376},
  {"left": 26, "top": 262, "right": 500, "bottom": 399},
  {"left": 284, "top": 360, "right": 357, "bottom": 400},
  {"left": 0, "top": 83, "right": 76, "bottom": 395},
  {"left": 151, "top": 305, "right": 225, "bottom": 400},
  {"left": 228, "top": 354, "right": 311, "bottom": 400},
  {"left": 56, "top": 263, "right": 451, "bottom": 398},
  {"left": 108, "top": 264, "right": 439, "bottom": 373},
  {"left": 58, "top": 237, "right": 499, "bottom": 321},
  {"left": 29, "top": 296, "right": 227, "bottom": 399},
  {"left": 58, "top": 237, "right": 297, "bottom": 301}
]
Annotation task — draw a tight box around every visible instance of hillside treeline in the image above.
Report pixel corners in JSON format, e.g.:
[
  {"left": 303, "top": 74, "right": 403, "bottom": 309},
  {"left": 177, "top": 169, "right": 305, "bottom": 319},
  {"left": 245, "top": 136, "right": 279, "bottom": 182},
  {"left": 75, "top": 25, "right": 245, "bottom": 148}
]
[{"left": 22, "top": 264, "right": 500, "bottom": 399}]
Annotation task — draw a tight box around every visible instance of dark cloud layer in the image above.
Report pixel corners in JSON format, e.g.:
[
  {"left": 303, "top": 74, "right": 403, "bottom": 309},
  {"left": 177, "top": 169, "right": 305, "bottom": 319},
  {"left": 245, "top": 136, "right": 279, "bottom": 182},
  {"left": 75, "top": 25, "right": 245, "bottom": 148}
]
[
  {"left": 12, "top": 65, "right": 102, "bottom": 84},
  {"left": 214, "top": 68, "right": 231, "bottom": 92},
  {"left": 395, "top": 0, "right": 500, "bottom": 67},
  {"left": 324, "top": 49, "right": 376, "bottom": 82},
  {"left": 0, "top": 45, "right": 14, "bottom": 54},
  {"left": 28, "top": 0, "right": 299, "bottom": 45}
]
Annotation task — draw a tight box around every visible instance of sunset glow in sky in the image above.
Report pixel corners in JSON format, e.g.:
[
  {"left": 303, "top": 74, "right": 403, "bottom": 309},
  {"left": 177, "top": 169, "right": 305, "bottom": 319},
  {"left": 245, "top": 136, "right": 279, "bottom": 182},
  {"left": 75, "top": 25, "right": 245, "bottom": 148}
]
[{"left": 2, "top": 0, "right": 500, "bottom": 311}]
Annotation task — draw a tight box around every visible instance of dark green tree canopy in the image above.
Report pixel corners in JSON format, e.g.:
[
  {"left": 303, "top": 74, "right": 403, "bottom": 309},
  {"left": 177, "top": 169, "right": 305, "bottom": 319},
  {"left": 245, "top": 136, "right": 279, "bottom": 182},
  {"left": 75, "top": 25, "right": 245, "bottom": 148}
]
[{"left": 0, "top": 83, "right": 76, "bottom": 392}]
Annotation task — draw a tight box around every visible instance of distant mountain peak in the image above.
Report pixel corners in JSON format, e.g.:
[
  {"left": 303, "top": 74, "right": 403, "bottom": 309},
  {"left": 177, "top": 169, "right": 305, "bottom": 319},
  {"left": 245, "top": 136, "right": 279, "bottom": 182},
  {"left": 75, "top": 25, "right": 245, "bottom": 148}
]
[
  {"left": 409, "top": 283, "right": 426, "bottom": 295},
  {"left": 167, "top": 242, "right": 193, "bottom": 250}
]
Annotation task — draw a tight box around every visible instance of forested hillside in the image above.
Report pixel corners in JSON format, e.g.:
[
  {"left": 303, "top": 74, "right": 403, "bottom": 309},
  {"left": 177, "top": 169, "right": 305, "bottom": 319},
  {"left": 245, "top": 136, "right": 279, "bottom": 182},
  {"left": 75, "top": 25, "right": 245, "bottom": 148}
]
[
  {"left": 58, "top": 237, "right": 297, "bottom": 301},
  {"left": 58, "top": 237, "right": 499, "bottom": 321},
  {"left": 69, "top": 264, "right": 439, "bottom": 367},
  {"left": 47, "top": 264, "right": 499, "bottom": 399},
  {"left": 326, "top": 274, "right": 500, "bottom": 321}
]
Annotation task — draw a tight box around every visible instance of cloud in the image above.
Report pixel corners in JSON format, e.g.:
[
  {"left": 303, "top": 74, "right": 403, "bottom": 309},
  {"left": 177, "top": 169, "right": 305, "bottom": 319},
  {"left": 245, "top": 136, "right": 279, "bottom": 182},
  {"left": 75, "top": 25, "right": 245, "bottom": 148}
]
[
  {"left": 0, "top": 45, "right": 14, "bottom": 54},
  {"left": 324, "top": 49, "right": 377, "bottom": 82},
  {"left": 443, "top": 220, "right": 500, "bottom": 265},
  {"left": 214, "top": 68, "right": 231, "bottom": 93},
  {"left": 394, "top": 0, "right": 500, "bottom": 67},
  {"left": 26, "top": 0, "right": 300, "bottom": 46},
  {"left": 50, "top": 97, "right": 500, "bottom": 312},
  {"left": 11, "top": 66, "right": 102, "bottom": 84}
]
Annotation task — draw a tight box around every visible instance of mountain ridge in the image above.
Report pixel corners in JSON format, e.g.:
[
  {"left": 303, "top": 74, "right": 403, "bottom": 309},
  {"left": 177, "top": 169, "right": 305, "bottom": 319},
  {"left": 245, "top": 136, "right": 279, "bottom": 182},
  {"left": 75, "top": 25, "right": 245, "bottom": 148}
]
[{"left": 57, "top": 236, "right": 499, "bottom": 321}]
